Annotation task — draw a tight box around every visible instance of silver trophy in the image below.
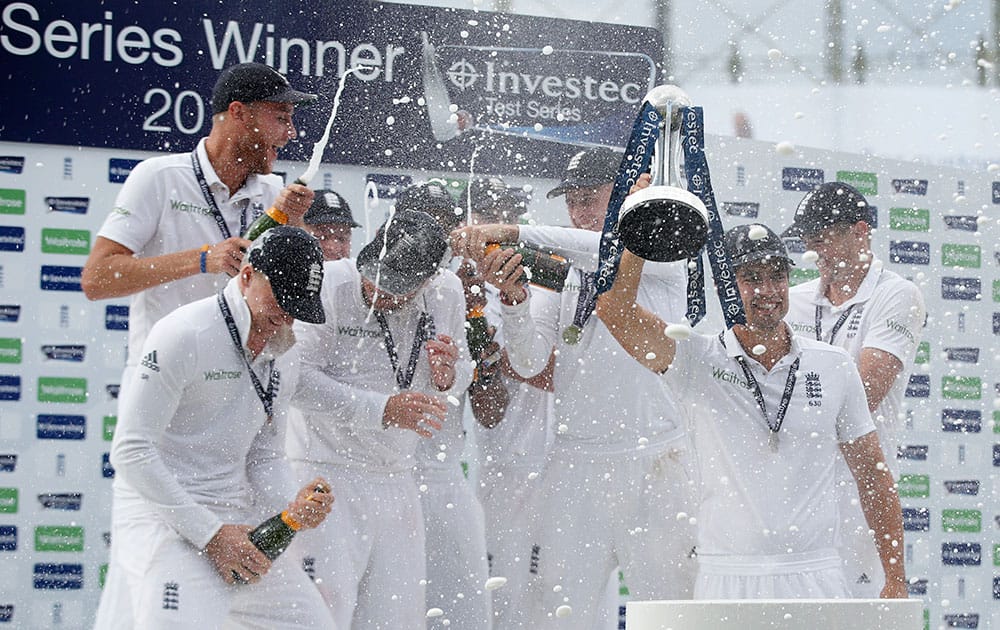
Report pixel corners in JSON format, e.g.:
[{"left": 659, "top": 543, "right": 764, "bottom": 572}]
[{"left": 617, "top": 86, "right": 709, "bottom": 262}]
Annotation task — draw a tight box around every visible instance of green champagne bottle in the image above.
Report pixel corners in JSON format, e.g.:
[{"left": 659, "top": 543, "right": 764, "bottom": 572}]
[
  {"left": 242, "top": 178, "right": 307, "bottom": 241},
  {"left": 247, "top": 510, "right": 301, "bottom": 561},
  {"left": 486, "top": 242, "right": 570, "bottom": 291},
  {"left": 466, "top": 305, "right": 492, "bottom": 382}
]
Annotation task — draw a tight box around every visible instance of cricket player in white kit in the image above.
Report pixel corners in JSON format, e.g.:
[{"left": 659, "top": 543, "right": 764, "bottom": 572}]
[
  {"left": 287, "top": 209, "right": 473, "bottom": 629},
  {"left": 457, "top": 177, "right": 699, "bottom": 627},
  {"left": 782, "top": 182, "right": 926, "bottom": 596},
  {"left": 596, "top": 210, "right": 908, "bottom": 599},
  {"left": 95, "top": 227, "right": 335, "bottom": 629}
]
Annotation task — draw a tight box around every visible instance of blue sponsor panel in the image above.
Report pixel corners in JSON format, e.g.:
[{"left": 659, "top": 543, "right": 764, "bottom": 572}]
[
  {"left": 45, "top": 197, "right": 89, "bottom": 214},
  {"left": 907, "top": 579, "right": 928, "bottom": 597},
  {"left": 889, "top": 240, "right": 930, "bottom": 265},
  {"left": 993, "top": 181, "right": 1000, "bottom": 204},
  {"left": 0, "top": 226, "right": 25, "bottom": 252},
  {"left": 902, "top": 507, "right": 930, "bottom": 532},
  {"left": 941, "top": 277, "right": 981, "bottom": 301},
  {"left": 36, "top": 415, "right": 86, "bottom": 440},
  {"left": 722, "top": 201, "right": 759, "bottom": 218},
  {"left": 942, "top": 614, "right": 979, "bottom": 628},
  {"left": 0, "top": 525, "right": 16, "bottom": 551},
  {"left": 994, "top": 577, "right": 999, "bottom": 600},
  {"left": 0, "top": 603, "right": 12, "bottom": 622},
  {"left": 0, "top": 376, "right": 21, "bottom": 401},
  {"left": 942, "top": 409, "right": 981, "bottom": 433},
  {"left": 106, "top": 384, "right": 120, "bottom": 400},
  {"left": 39, "top": 266, "right": 83, "bottom": 292},
  {"left": 108, "top": 159, "right": 142, "bottom": 184},
  {"left": 0, "top": 157, "right": 25, "bottom": 174},
  {"left": 0, "top": 455, "right": 15, "bottom": 473},
  {"left": 105, "top": 305, "right": 129, "bottom": 331},
  {"left": 781, "top": 167, "right": 824, "bottom": 191},
  {"left": 994, "top": 444, "right": 1000, "bottom": 467},
  {"left": 0, "top": 306, "right": 20, "bottom": 323},
  {"left": 40, "top": 345, "right": 86, "bottom": 362},
  {"left": 906, "top": 374, "right": 931, "bottom": 398},
  {"left": 897, "top": 444, "right": 928, "bottom": 461},
  {"left": 37, "top": 493, "right": 83, "bottom": 511},
  {"left": 942, "top": 215, "right": 979, "bottom": 232},
  {"left": 102, "top": 453, "right": 115, "bottom": 479},
  {"left": 943, "top": 480, "right": 980, "bottom": 495},
  {"left": 944, "top": 348, "right": 980, "bottom": 363},
  {"left": 941, "top": 542, "right": 981, "bottom": 566},
  {"left": 892, "top": 178, "right": 928, "bottom": 195},
  {"left": 33, "top": 563, "right": 83, "bottom": 590},
  {"left": 0, "top": 2, "right": 662, "bottom": 179},
  {"left": 993, "top": 313, "right": 1000, "bottom": 335}
]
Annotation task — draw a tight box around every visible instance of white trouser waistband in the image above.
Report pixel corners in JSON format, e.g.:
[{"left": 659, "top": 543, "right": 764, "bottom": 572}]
[{"left": 697, "top": 548, "right": 842, "bottom": 576}]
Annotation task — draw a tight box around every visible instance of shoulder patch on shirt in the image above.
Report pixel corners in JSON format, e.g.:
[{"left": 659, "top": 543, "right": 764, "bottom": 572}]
[{"left": 141, "top": 351, "right": 160, "bottom": 372}]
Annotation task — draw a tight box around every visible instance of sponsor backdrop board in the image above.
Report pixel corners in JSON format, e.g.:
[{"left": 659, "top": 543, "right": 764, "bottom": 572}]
[{"left": 1, "top": 2, "right": 999, "bottom": 629}]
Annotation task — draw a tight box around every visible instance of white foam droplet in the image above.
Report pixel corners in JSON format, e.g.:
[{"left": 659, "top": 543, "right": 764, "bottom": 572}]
[
  {"left": 528, "top": 471, "right": 539, "bottom": 480},
  {"left": 553, "top": 585, "right": 563, "bottom": 593},
  {"left": 436, "top": 452, "right": 447, "bottom": 462},
  {"left": 645, "top": 352, "right": 657, "bottom": 360},
  {"left": 419, "top": 484, "right": 428, "bottom": 492},
  {"left": 427, "top": 608, "right": 444, "bottom": 618},
  {"left": 802, "top": 250, "right": 819, "bottom": 264},
  {"left": 447, "top": 395, "right": 461, "bottom": 407},
  {"left": 747, "top": 224, "right": 768, "bottom": 240},
  {"left": 533, "top": 123, "right": 544, "bottom": 132},
  {"left": 541, "top": 45, "right": 554, "bottom": 55},
  {"left": 557, "top": 423, "right": 568, "bottom": 434},
  {"left": 858, "top": 252, "right": 869, "bottom": 262},
  {"left": 665, "top": 323, "right": 692, "bottom": 340},
  {"left": 638, "top": 436, "right": 649, "bottom": 446},
  {"left": 794, "top": 112, "right": 805, "bottom": 119},
  {"left": 775, "top": 141, "right": 796, "bottom": 156},
  {"left": 987, "top": 163, "right": 999, "bottom": 174},
  {"left": 676, "top": 511, "right": 688, "bottom": 521},
  {"left": 767, "top": 48, "right": 782, "bottom": 61},
  {"left": 485, "top": 576, "right": 507, "bottom": 590},
  {"left": 752, "top": 344, "right": 767, "bottom": 356},
  {"left": 555, "top": 605, "right": 573, "bottom": 618},
  {"left": 876, "top": 24, "right": 892, "bottom": 32}
]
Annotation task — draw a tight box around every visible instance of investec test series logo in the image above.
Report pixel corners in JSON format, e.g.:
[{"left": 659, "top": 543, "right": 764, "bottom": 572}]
[
  {"left": 108, "top": 159, "right": 141, "bottom": 184},
  {"left": 890, "top": 240, "right": 930, "bottom": 265},
  {"left": 45, "top": 197, "right": 89, "bottom": 215},
  {"left": 435, "top": 42, "right": 652, "bottom": 138},
  {"left": 781, "top": 167, "right": 824, "bottom": 191},
  {"left": 0, "top": 156, "right": 25, "bottom": 174},
  {"left": 33, "top": 563, "right": 84, "bottom": 590},
  {"left": 40, "top": 266, "right": 83, "bottom": 292},
  {"left": 0, "top": 226, "right": 25, "bottom": 252}
]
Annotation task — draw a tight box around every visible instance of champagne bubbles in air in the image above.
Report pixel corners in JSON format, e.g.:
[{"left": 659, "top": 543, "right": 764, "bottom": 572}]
[
  {"left": 747, "top": 225, "right": 769, "bottom": 241},
  {"left": 542, "top": 45, "right": 554, "bottom": 55},
  {"left": 802, "top": 250, "right": 819, "bottom": 264},
  {"left": 426, "top": 607, "right": 444, "bottom": 618},
  {"left": 767, "top": 49, "right": 782, "bottom": 61},
  {"left": 485, "top": 576, "right": 507, "bottom": 590},
  {"left": 665, "top": 323, "right": 692, "bottom": 340},
  {"left": 752, "top": 344, "right": 767, "bottom": 356},
  {"left": 775, "top": 141, "right": 796, "bottom": 156},
  {"left": 555, "top": 605, "right": 573, "bottom": 618}
]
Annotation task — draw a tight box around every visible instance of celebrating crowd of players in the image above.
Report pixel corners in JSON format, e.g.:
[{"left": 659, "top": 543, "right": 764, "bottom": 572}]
[{"left": 83, "top": 62, "right": 924, "bottom": 629}]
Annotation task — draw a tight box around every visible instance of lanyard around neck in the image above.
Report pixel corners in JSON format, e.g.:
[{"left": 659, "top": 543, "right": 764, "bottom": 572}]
[
  {"left": 374, "top": 307, "right": 434, "bottom": 391},
  {"left": 719, "top": 332, "right": 799, "bottom": 435},
  {"left": 217, "top": 292, "right": 278, "bottom": 421},
  {"left": 815, "top": 304, "right": 857, "bottom": 344},
  {"left": 191, "top": 151, "right": 248, "bottom": 240}
]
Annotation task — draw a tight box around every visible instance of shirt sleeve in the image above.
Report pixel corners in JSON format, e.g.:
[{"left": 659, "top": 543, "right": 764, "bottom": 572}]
[
  {"left": 860, "top": 278, "right": 926, "bottom": 365},
  {"left": 835, "top": 352, "right": 877, "bottom": 443},
  {"left": 499, "top": 287, "right": 560, "bottom": 379},
  {"left": 109, "top": 320, "right": 223, "bottom": 550},
  {"left": 429, "top": 272, "right": 474, "bottom": 396},
  {"left": 97, "top": 157, "right": 165, "bottom": 254}
]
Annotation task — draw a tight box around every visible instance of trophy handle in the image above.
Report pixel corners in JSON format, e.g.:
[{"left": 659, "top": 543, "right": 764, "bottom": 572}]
[{"left": 617, "top": 86, "right": 709, "bottom": 262}]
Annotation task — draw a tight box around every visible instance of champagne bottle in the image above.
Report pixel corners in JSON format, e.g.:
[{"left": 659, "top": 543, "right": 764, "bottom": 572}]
[
  {"left": 247, "top": 511, "right": 301, "bottom": 561},
  {"left": 246, "top": 484, "right": 327, "bottom": 561},
  {"left": 486, "top": 242, "right": 570, "bottom": 291},
  {"left": 466, "top": 305, "right": 493, "bottom": 382},
  {"left": 242, "top": 178, "right": 306, "bottom": 241}
]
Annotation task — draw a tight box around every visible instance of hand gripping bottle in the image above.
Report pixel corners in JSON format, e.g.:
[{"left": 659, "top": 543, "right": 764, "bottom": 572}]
[
  {"left": 485, "top": 242, "right": 570, "bottom": 291},
  {"left": 242, "top": 178, "right": 306, "bottom": 241},
  {"left": 246, "top": 483, "right": 328, "bottom": 561}
]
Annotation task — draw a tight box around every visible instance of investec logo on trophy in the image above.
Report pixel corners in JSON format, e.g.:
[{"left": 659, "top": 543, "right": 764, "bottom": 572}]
[{"left": 421, "top": 31, "right": 655, "bottom": 144}]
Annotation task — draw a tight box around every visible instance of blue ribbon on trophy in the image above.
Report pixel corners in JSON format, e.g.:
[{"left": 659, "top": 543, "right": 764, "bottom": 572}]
[{"left": 593, "top": 86, "right": 746, "bottom": 330}]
